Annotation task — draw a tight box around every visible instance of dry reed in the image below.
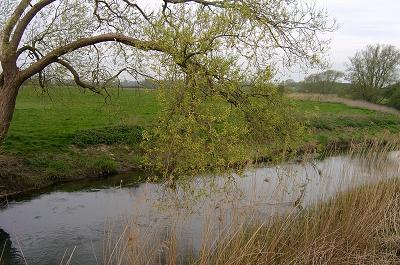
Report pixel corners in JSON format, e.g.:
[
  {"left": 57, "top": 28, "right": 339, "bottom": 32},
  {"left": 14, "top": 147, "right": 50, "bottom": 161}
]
[{"left": 114, "top": 140, "right": 400, "bottom": 265}]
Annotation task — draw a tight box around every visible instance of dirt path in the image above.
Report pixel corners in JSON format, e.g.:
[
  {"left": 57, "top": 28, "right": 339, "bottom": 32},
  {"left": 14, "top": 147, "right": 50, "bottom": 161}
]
[{"left": 289, "top": 93, "right": 400, "bottom": 116}]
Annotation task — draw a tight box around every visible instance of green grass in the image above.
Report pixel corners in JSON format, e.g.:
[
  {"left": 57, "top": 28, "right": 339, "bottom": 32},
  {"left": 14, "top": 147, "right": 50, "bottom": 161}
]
[
  {"left": 295, "top": 100, "right": 400, "bottom": 148},
  {"left": 7, "top": 88, "right": 400, "bottom": 154},
  {"left": 1, "top": 86, "right": 400, "bottom": 194},
  {"left": 4, "top": 86, "right": 158, "bottom": 153}
]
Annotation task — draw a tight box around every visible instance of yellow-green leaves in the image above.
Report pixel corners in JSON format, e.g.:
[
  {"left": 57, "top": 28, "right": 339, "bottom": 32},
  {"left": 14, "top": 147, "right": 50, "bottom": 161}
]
[{"left": 142, "top": 68, "right": 304, "bottom": 183}]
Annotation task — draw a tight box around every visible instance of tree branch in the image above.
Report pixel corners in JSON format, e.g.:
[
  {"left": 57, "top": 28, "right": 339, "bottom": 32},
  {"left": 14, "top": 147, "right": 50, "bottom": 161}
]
[
  {"left": 1, "top": 0, "right": 31, "bottom": 46},
  {"left": 56, "top": 59, "right": 100, "bottom": 94},
  {"left": 16, "top": 45, "right": 45, "bottom": 87},
  {"left": 164, "top": 0, "right": 231, "bottom": 7},
  {"left": 16, "top": 45, "right": 43, "bottom": 58},
  {"left": 120, "top": 0, "right": 152, "bottom": 22},
  {"left": 19, "top": 33, "right": 165, "bottom": 82},
  {"left": 11, "top": 0, "right": 57, "bottom": 48}
]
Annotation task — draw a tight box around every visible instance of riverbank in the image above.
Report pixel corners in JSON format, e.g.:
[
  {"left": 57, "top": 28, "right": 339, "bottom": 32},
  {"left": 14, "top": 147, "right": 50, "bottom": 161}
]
[
  {"left": 1, "top": 86, "right": 400, "bottom": 197},
  {"left": 1, "top": 143, "right": 399, "bottom": 264},
  {"left": 112, "top": 147, "right": 400, "bottom": 265},
  {"left": 184, "top": 180, "right": 400, "bottom": 264}
]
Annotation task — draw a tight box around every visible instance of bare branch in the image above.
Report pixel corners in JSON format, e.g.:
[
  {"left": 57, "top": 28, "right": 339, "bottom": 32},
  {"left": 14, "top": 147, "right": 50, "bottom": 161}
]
[
  {"left": 1, "top": 0, "right": 31, "bottom": 45},
  {"left": 56, "top": 59, "right": 100, "bottom": 94},
  {"left": 120, "top": 0, "right": 153, "bottom": 22},
  {"left": 164, "top": 0, "right": 231, "bottom": 7},
  {"left": 11, "top": 0, "right": 57, "bottom": 48},
  {"left": 19, "top": 33, "right": 165, "bottom": 82},
  {"left": 16, "top": 45, "right": 45, "bottom": 87},
  {"left": 16, "top": 44, "right": 43, "bottom": 58}
]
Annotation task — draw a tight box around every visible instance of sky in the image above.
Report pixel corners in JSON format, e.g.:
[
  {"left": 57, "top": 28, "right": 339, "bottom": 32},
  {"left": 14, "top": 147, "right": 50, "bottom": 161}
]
[{"left": 313, "top": 0, "right": 400, "bottom": 80}]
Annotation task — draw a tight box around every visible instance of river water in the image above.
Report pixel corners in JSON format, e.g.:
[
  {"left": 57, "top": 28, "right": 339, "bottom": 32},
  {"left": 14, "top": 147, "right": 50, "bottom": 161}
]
[{"left": 0, "top": 151, "right": 399, "bottom": 265}]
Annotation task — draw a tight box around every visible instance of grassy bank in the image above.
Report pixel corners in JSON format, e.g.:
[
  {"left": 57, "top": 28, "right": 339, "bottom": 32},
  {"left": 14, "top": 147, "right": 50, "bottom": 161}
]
[
  {"left": 1, "top": 86, "right": 400, "bottom": 195},
  {"left": 201, "top": 180, "right": 400, "bottom": 264}
]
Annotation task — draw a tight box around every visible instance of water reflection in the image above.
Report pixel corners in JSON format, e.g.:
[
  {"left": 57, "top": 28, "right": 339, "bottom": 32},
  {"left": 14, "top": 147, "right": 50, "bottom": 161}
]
[
  {"left": 0, "top": 151, "right": 399, "bottom": 265},
  {"left": 0, "top": 229, "right": 22, "bottom": 265}
]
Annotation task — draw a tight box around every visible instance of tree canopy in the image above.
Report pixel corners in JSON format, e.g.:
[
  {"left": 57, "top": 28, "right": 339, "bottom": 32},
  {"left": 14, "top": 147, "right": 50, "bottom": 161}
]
[
  {"left": 0, "top": 0, "right": 335, "bottom": 180},
  {"left": 347, "top": 44, "right": 400, "bottom": 102}
]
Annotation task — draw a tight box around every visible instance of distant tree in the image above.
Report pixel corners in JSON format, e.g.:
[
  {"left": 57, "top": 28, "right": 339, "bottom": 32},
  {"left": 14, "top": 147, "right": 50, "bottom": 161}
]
[
  {"left": 284, "top": 79, "right": 296, "bottom": 85},
  {"left": 346, "top": 44, "right": 400, "bottom": 102},
  {"left": 280, "top": 79, "right": 298, "bottom": 92},
  {"left": 304, "top": 70, "right": 344, "bottom": 83},
  {"left": 384, "top": 83, "right": 400, "bottom": 110},
  {"left": 301, "top": 69, "right": 344, "bottom": 93}
]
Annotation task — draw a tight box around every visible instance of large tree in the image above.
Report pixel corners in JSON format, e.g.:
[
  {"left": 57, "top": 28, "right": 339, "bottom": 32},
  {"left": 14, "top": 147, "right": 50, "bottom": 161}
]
[
  {"left": 0, "top": 0, "right": 334, "bottom": 145},
  {"left": 347, "top": 44, "right": 400, "bottom": 102}
]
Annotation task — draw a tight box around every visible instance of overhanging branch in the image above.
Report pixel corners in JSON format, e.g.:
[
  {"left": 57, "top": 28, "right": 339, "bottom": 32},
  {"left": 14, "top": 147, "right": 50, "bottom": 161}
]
[
  {"left": 56, "top": 59, "right": 100, "bottom": 94},
  {"left": 19, "top": 33, "right": 165, "bottom": 82}
]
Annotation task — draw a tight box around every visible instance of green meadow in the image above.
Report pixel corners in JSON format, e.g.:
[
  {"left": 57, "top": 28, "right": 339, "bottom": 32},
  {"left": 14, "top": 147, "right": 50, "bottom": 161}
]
[{"left": 1, "top": 86, "right": 400, "bottom": 194}]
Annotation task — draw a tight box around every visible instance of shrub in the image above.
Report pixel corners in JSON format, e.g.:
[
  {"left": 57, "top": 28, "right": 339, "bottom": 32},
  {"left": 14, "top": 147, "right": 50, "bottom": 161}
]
[
  {"left": 72, "top": 125, "right": 143, "bottom": 146},
  {"left": 386, "top": 86, "right": 400, "bottom": 110}
]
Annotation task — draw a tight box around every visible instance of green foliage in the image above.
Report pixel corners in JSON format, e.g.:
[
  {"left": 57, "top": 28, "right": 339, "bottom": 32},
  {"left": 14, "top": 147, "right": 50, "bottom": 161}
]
[
  {"left": 350, "top": 85, "right": 383, "bottom": 103},
  {"left": 347, "top": 44, "right": 400, "bottom": 103},
  {"left": 299, "top": 70, "right": 349, "bottom": 95},
  {"left": 91, "top": 156, "right": 117, "bottom": 175},
  {"left": 299, "top": 82, "right": 352, "bottom": 96},
  {"left": 142, "top": 69, "right": 305, "bottom": 181},
  {"left": 72, "top": 125, "right": 143, "bottom": 146},
  {"left": 385, "top": 84, "right": 400, "bottom": 110}
]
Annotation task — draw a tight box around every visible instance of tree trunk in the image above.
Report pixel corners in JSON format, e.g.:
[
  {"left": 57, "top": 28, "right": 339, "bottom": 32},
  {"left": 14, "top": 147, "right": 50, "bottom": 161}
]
[{"left": 0, "top": 80, "right": 20, "bottom": 145}]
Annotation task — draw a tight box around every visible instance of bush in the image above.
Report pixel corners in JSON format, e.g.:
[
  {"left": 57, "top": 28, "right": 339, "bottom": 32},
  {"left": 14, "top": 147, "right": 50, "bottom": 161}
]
[
  {"left": 386, "top": 86, "right": 400, "bottom": 110},
  {"left": 72, "top": 125, "right": 143, "bottom": 146}
]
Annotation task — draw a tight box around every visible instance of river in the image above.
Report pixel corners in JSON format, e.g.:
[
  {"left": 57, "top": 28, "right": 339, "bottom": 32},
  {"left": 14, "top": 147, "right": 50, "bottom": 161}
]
[{"left": 0, "top": 151, "right": 399, "bottom": 265}]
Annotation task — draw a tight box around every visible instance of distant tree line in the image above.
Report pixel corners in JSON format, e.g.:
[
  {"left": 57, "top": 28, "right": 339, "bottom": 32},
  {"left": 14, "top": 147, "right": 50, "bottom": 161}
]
[
  {"left": 286, "top": 44, "right": 400, "bottom": 110},
  {"left": 282, "top": 70, "right": 350, "bottom": 96}
]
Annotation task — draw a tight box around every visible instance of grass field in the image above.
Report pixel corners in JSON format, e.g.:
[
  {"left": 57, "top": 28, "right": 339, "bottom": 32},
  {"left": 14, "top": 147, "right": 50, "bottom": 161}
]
[
  {"left": 296, "top": 100, "right": 400, "bottom": 149},
  {"left": 1, "top": 86, "right": 400, "bottom": 194},
  {"left": 5, "top": 86, "right": 158, "bottom": 153}
]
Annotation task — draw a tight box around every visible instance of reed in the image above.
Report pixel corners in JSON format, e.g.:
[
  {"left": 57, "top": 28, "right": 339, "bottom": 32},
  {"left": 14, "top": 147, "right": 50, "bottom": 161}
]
[{"left": 115, "top": 140, "right": 400, "bottom": 265}]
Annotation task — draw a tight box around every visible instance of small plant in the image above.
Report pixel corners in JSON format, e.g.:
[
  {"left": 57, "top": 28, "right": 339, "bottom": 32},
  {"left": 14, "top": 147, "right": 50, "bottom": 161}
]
[{"left": 91, "top": 157, "right": 117, "bottom": 177}]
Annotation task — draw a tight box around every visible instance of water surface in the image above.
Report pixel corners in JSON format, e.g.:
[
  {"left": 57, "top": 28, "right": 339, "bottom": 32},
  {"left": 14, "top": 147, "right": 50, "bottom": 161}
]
[{"left": 0, "top": 152, "right": 399, "bottom": 264}]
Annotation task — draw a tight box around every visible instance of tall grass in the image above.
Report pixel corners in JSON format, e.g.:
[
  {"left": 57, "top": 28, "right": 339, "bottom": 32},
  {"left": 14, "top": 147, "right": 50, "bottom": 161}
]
[
  {"left": 108, "top": 141, "right": 400, "bottom": 265},
  {"left": 202, "top": 180, "right": 400, "bottom": 264}
]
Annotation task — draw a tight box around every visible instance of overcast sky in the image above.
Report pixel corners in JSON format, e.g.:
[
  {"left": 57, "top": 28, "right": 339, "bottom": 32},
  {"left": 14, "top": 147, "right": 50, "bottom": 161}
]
[{"left": 320, "top": 0, "right": 400, "bottom": 75}]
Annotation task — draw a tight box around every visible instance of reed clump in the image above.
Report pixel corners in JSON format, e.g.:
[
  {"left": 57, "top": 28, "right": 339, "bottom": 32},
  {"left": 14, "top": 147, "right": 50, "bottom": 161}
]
[
  {"left": 200, "top": 179, "right": 400, "bottom": 265},
  {"left": 115, "top": 141, "right": 400, "bottom": 265}
]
